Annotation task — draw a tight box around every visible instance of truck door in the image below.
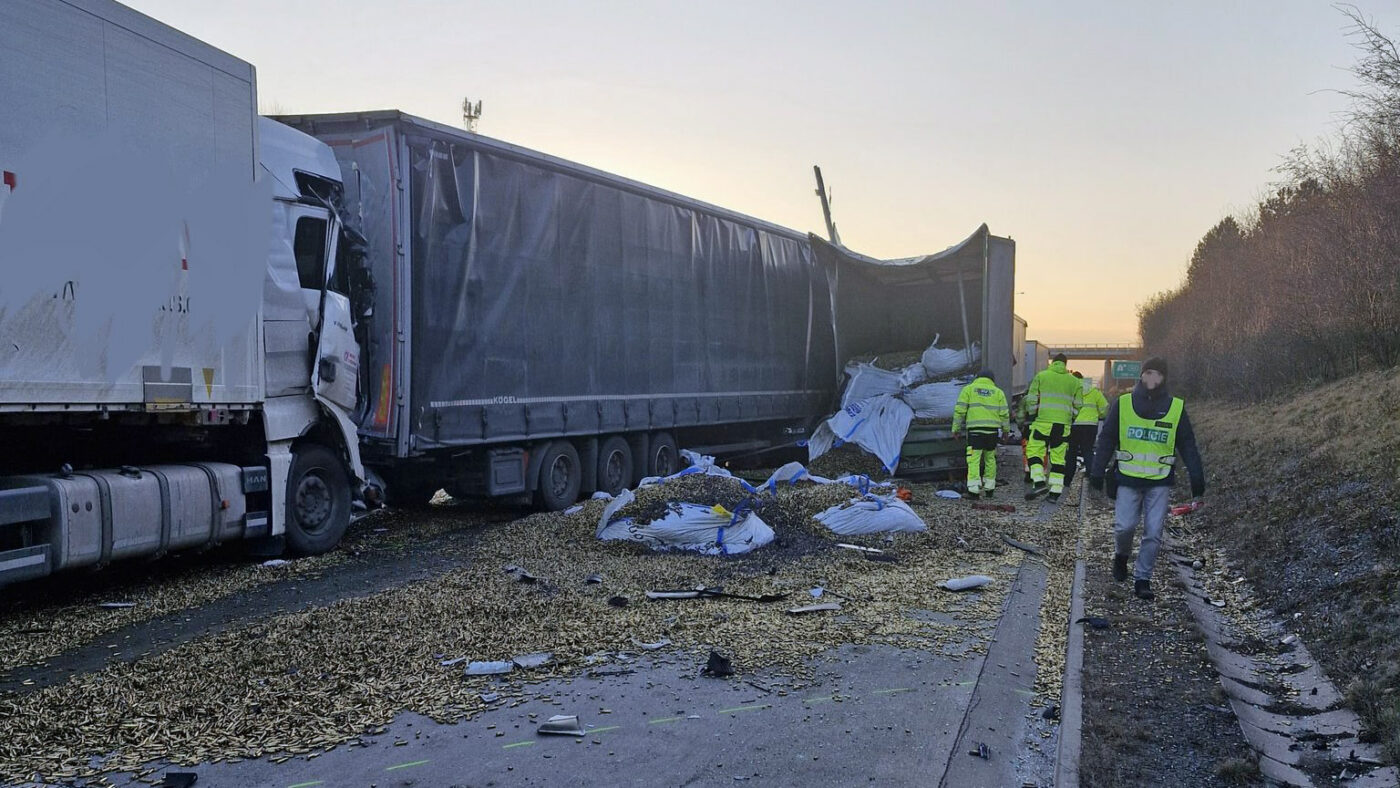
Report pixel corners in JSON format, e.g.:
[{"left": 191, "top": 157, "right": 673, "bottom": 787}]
[{"left": 290, "top": 206, "right": 360, "bottom": 411}]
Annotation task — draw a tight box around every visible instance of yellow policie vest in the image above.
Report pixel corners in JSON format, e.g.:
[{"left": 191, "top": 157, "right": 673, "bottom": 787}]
[{"left": 1115, "top": 393, "right": 1183, "bottom": 480}]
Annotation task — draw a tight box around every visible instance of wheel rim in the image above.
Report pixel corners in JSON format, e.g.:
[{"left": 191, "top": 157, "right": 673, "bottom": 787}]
[
  {"left": 549, "top": 454, "right": 575, "bottom": 498},
  {"left": 294, "top": 470, "right": 333, "bottom": 534},
  {"left": 654, "top": 445, "right": 675, "bottom": 476},
  {"left": 603, "top": 450, "right": 627, "bottom": 492}
]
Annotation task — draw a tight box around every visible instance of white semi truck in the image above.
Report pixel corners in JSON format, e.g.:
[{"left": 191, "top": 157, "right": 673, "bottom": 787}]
[{"left": 0, "top": 0, "right": 370, "bottom": 585}]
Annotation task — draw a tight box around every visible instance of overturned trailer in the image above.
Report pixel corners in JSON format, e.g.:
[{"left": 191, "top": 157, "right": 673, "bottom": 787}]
[{"left": 811, "top": 228, "right": 1017, "bottom": 477}]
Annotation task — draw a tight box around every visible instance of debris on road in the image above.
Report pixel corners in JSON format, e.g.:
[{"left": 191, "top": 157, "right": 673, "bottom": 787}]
[
  {"left": 786, "top": 602, "right": 842, "bottom": 615},
  {"left": 96, "top": 602, "right": 136, "bottom": 609},
  {"left": 606, "top": 595, "right": 629, "bottom": 608},
  {"left": 813, "top": 493, "right": 927, "bottom": 535},
  {"left": 936, "top": 490, "right": 962, "bottom": 499},
  {"left": 464, "top": 661, "right": 514, "bottom": 676},
  {"left": 585, "top": 573, "right": 603, "bottom": 584},
  {"left": 969, "top": 742, "right": 991, "bottom": 759},
  {"left": 631, "top": 638, "right": 672, "bottom": 651},
  {"left": 511, "top": 652, "right": 554, "bottom": 669},
  {"left": 703, "top": 650, "right": 735, "bottom": 677},
  {"left": 1000, "top": 534, "right": 1044, "bottom": 555},
  {"left": 537, "top": 715, "right": 586, "bottom": 737},
  {"left": 1075, "top": 616, "right": 1110, "bottom": 630},
  {"left": 941, "top": 575, "right": 993, "bottom": 592},
  {"left": 259, "top": 559, "right": 291, "bottom": 568},
  {"left": 971, "top": 502, "right": 1016, "bottom": 513}
]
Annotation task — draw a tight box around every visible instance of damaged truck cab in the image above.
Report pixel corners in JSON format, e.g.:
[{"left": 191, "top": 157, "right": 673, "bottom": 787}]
[{"left": 0, "top": 0, "right": 369, "bottom": 585}]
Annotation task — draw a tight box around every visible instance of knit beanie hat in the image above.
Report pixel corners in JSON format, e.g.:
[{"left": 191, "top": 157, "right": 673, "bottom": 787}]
[{"left": 1142, "top": 357, "right": 1168, "bottom": 378}]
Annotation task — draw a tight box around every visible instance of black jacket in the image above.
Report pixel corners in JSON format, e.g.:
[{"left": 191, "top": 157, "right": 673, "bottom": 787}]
[{"left": 1090, "top": 381, "right": 1205, "bottom": 496}]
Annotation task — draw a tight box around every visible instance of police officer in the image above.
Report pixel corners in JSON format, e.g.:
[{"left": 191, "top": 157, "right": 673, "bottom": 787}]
[
  {"left": 1089, "top": 357, "right": 1206, "bottom": 600},
  {"left": 952, "top": 369, "right": 1011, "bottom": 498},
  {"left": 1024, "top": 353, "right": 1083, "bottom": 502}
]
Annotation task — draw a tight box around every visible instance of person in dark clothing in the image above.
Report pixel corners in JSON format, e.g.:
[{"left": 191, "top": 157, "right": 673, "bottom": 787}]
[{"left": 1088, "top": 357, "right": 1205, "bottom": 600}]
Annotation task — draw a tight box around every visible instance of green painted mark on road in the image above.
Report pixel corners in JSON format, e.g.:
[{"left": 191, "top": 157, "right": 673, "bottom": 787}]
[
  {"left": 589, "top": 725, "right": 623, "bottom": 733},
  {"left": 717, "top": 703, "right": 771, "bottom": 714},
  {"left": 503, "top": 740, "right": 535, "bottom": 750},
  {"left": 287, "top": 782, "right": 324, "bottom": 788},
  {"left": 648, "top": 716, "right": 685, "bottom": 724},
  {"left": 385, "top": 759, "right": 430, "bottom": 771},
  {"left": 803, "top": 695, "right": 834, "bottom": 704},
  {"left": 872, "top": 687, "right": 913, "bottom": 695}
]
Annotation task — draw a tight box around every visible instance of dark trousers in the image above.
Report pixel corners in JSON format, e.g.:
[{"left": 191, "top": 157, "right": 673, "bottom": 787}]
[{"left": 1064, "top": 423, "right": 1098, "bottom": 487}]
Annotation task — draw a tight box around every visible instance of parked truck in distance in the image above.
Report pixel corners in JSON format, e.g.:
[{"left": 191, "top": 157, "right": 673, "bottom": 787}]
[{"left": 0, "top": 0, "right": 370, "bottom": 586}]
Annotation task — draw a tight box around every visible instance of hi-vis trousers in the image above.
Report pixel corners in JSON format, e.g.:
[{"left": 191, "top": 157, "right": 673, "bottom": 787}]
[
  {"left": 964, "top": 431, "right": 999, "bottom": 493},
  {"left": 1026, "top": 421, "right": 1070, "bottom": 493}
]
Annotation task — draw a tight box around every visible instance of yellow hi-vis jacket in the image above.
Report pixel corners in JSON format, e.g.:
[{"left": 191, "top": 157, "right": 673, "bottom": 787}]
[
  {"left": 1074, "top": 384, "right": 1109, "bottom": 426},
  {"left": 1026, "top": 361, "right": 1083, "bottom": 426},
  {"left": 953, "top": 376, "right": 1011, "bottom": 434}
]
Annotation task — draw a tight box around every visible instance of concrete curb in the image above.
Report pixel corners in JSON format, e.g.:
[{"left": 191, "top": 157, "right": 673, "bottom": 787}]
[
  {"left": 1052, "top": 480, "right": 1089, "bottom": 788},
  {"left": 1167, "top": 532, "right": 1399, "bottom": 788}
]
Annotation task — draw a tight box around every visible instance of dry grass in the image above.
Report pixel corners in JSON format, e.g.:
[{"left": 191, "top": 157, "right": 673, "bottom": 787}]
[{"left": 1192, "top": 366, "right": 1400, "bottom": 765}]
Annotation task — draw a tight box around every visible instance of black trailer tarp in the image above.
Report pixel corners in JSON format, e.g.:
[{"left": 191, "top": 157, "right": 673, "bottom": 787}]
[
  {"left": 404, "top": 131, "right": 836, "bottom": 449},
  {"left": 811, "top": 226, "right": 1016, "bottom": 389}
]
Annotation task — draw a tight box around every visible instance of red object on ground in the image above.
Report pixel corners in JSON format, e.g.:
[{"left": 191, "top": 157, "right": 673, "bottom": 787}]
[
  {"left": 1170, "top": 501, "right": 1204, "bottom": 516},
  {"left": 895, "top": 487, "right": 913, "bottom": 502},
  {"left": 971, "top": 502, "right": 1016, "bottom": 513}
]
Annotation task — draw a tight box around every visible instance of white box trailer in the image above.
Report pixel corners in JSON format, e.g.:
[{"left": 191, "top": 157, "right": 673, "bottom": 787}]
[{"left": 0, "top": 0, "right": 366, "bottom": 586}]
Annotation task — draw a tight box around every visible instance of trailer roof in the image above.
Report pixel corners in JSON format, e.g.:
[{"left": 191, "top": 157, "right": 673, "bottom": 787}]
[{"left": 276, "top": 110, "right": 819, "bottom": 246}]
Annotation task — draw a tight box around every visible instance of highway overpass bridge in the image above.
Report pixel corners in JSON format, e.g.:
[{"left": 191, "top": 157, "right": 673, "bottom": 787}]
[{"left": 1043, "top": 343, "right": 1141, "bottom": 361}]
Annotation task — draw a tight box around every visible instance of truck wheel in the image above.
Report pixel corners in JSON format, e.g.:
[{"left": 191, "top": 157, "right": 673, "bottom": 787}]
[
  {"left": 534, "top": 441, "right": 582, "bottom": 511},
  {"left": 285, "top": 445, "right": 351, "bottom": 556},
  {"left": 597, "top": 436, "right": 634, "bottom": 496},
  {"left": 649, "top": 432, "right": 679, "bottom": 477}
]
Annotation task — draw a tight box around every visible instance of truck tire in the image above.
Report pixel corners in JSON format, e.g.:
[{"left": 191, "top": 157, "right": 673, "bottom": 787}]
[
  {"left": 596, "top": 436, "right": 634, "bottom": 496},
  {"left": 285, "top": 445, "right": 351, "bottom": 556},
  {"left": 649, "top": 432, "right": 680, "bottom": 477},
  {"left": 534, "top": 440, "right": 582, "bottom": 512}
]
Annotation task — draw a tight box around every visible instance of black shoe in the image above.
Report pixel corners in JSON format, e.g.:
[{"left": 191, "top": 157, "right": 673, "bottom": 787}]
[
  {"left": 1047, "top": 492, "right": 1060, "bottom": 503},
  {"left": 1112, "top": 554, "right": 1128, "bottom": 582},
  {"left": 1024, "top": 482, "right": 1047, "bottom": 500},
  {"left": 983, "top": 490, "right": 995, "bottom": 499},
  {"left": 1024, "top": 471, "right": 1032, "bottom": 483},
  {"left": 1134, "top": 579, "right": 1154, "bottom": 600}
]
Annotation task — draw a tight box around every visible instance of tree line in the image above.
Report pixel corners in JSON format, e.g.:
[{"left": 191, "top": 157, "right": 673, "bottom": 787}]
[{"left": 1139, "top": 8, "right": 1400, "bottom": 398}]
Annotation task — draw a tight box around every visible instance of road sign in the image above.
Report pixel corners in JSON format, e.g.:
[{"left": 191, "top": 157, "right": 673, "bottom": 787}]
[{"left": 1111, "top": 360, "right": 1141, "bottom": 380}]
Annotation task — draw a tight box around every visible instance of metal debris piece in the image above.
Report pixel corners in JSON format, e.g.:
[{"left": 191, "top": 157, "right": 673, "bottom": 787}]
[
  {"left": 632, "top": 638, "right": 672, "bottom": 651},
  {"left": 585, "top": 573, "right": 603, "bottom": 584},
  {"left": 439, "top": 656, "right": 468, "bottom": 667},
  {"left": 702, "top": 650, "right": 734, "bottom": 677},
  {"left": 512, "top": 652, "right": 554, "bottom": 669},
  {"left": 1075, "top": 616, "right": 1110, "bottom": 630},
  {"left": 480, "top": 693, "right": 500, "bottom": 703},
  {"left": 834, "top": 543, "right": 883, "bottom": 554},
  {"left": 941, "top": 575, "right": 993, "bottom": 592},
  {"left": 464, "top": 661, "right": 514, "bottom": 676},
  {"left": 1282, "top": 635, "right": 1298, "bottom": 646},
  {"left": 537, "top": 715, "right": 586, "bottom": 737},
  {"left": 259, "top": 559, "right": 290, "bottom": 568},
  {"left": 969, "top": 742, "right": 990, "bottom": 759},
  {"left": 809, "top": 587, "right": 824, "bottom": 598},
  {"left": 1000, "top": 534, "right": 1043, "bottom": 555},
  {"left": 646, "top": 587, "right": 790, "bottom": 603},
  {"left": 786, "top": 602, "right": 842, "bottom": 615},
  {"left": 936, "top": 490, "right": 962, "bottom": 499},
  {"left": 97, "top": 602, "right": 137, "bottom": 609}
]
